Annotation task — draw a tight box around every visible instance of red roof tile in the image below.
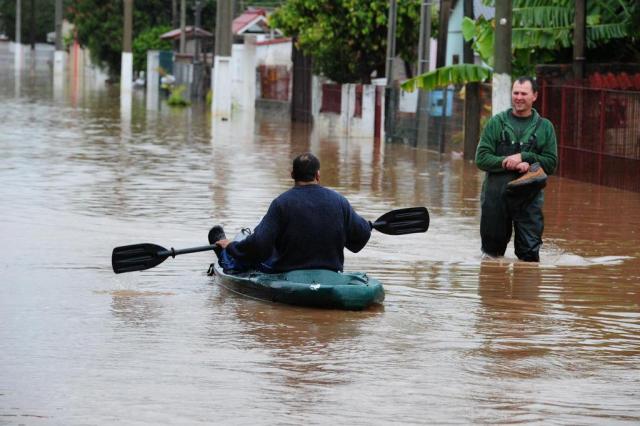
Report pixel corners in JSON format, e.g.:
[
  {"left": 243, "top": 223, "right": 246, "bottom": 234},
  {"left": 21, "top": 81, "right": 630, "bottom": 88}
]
[{"left": 232, "top": 9, "right": 269, "bottom": 34}]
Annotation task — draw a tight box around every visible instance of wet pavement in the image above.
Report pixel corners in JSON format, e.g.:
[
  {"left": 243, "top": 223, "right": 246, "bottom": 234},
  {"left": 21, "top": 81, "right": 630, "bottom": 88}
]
[{"left": 1, "top": 55, "right": 639, "bottom": 424}]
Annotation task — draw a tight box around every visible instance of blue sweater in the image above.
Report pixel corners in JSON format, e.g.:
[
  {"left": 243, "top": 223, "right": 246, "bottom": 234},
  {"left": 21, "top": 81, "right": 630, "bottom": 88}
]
[{"left": 226, "top": 184, "right": 371, "bottom": 272}]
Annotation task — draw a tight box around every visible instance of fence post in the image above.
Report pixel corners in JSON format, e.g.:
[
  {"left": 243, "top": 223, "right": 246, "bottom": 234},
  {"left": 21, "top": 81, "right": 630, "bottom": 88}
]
[
  {"left": 541, "top": 79, "right": 547, "bottom": 117},
  {"left": 598, "top": 89, "right": 606, "bottom": 186},
  {"left": 560, "top": 86, "right": 566, "bottom": 174}
]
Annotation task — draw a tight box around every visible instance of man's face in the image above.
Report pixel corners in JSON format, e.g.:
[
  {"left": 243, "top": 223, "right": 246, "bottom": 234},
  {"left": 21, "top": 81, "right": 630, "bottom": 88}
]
[{"left": 511, "top": 80, "right": 538, "bottom": 116}]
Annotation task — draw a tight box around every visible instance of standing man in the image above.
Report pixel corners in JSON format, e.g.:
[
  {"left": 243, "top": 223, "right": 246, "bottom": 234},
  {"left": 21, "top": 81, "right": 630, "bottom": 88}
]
[
  {"left": 208, "top": 152, "right": 372, "bottom": 273},
  {"left": 475, "top": 76, "right": 558, "bottom": 262}
]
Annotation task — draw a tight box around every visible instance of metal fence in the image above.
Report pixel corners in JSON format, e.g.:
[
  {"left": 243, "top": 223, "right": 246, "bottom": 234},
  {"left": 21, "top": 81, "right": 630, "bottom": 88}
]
[{"left": 540, "top": 83, "right": 640, "bottom": 192}]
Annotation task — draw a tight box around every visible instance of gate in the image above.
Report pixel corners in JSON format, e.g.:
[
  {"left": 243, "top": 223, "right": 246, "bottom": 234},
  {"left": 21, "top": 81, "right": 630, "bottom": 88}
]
[{"left": 539, "top": 82, "right": 640, "bottom": 192}]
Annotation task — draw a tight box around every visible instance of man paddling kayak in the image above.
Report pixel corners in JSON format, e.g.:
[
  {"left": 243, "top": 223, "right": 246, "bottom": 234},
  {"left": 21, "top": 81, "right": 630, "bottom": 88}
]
[{"left": 208, "top": 152, "right": 372, "bottom": 274}]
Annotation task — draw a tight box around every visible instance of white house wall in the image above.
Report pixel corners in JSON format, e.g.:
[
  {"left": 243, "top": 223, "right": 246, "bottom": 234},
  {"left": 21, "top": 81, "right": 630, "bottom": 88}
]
[
  {"left": 255, "top": 40, "right": 292, "bottom": 67},
  {"left": 230, "top": 42, "right": 257, "bottom": 110},
  {"left": 446, "top": 3, "right": 464, "bottom": 66}
]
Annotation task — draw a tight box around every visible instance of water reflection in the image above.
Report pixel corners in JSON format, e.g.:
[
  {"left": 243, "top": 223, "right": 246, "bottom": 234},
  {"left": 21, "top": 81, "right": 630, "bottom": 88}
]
[
  {"left": 207, "top": 287, "right": 384, "bottom": 410},
  {"left": 476, "top": 261, "right": 549, "bottom": 368},
  {"left": 102, "top": 290, "right": 173, "bottom": 328}
]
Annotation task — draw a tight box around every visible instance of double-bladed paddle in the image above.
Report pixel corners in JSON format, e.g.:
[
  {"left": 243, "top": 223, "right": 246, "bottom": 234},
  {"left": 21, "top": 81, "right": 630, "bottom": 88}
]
[
  {"left": 112, "top": 206, "right": 429, "bottom": 274},
  {"left": 370, "top": 206, "right": 429, "bottom": 235}
]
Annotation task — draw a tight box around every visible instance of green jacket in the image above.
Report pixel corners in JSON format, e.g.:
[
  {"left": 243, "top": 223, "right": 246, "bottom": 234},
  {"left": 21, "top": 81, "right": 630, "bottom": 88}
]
[{"left": 475, "top": 108, "right": 558, "bottom": 174}]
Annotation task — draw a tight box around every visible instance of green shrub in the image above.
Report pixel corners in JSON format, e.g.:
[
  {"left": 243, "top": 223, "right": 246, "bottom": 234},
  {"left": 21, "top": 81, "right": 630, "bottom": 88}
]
[
  {"left": 132, "top": 26, "right": 173, "bottom": 73},
  {"left": 167, "top": 85, "right": 190, "bottom": 107}
]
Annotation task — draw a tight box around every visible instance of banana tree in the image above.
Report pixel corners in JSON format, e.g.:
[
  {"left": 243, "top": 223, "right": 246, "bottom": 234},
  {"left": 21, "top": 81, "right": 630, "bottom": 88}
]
[
  {"left": 401, "top": 63, "right": 492, "bottom": 92},
  {"left": 511, "top": 0, "right": 636, "bottom": 50},
  {"left": 402, "top": 0, "right": 638, "bottom": 92}
]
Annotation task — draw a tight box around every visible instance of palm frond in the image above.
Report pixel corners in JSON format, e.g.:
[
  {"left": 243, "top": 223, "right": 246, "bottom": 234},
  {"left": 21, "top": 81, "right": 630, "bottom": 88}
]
[
  {"left": 513, "top": 27, "right": 573, "bottom": 50},
  {"left": 587, "top": 23, "right": 630, "bottom": 47},
  {"left": 401, "top": 64, "right": 492, "bottom": 93},
  {"left": 513, "top": 6, "right": 574, "bottom": 28},
  {"left": 512, "top": 0, "right": 573, "bottom": 7}
]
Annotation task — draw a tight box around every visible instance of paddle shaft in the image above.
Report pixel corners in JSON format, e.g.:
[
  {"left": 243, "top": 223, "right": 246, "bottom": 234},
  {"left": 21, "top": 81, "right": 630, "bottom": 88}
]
[
  {"left": 111, "top": 243, "right": 218, "bottom": 274},
  {"left": 160, "top": 244, "right": 216, "bottom": 258}
]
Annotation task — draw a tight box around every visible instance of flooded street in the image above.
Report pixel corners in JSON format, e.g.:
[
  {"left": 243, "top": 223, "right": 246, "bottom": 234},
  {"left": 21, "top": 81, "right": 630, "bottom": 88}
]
[{"left": 1, "top": 59, "right": 639, "bottom": 424}]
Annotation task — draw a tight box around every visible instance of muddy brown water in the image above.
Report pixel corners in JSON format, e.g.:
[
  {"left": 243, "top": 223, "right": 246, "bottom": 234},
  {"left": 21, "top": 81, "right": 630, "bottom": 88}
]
[{"left": 1, "top": 58, "right": 639, "bottom": 424}]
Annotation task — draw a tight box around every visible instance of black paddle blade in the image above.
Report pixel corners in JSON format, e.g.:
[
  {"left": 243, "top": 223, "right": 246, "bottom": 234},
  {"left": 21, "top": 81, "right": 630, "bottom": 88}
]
[
  {"left": 372, "top": 207, "right": 429, "bottom": 235},
  {"left": 112, "top": 243, "right": 171, "bottom": 274}
]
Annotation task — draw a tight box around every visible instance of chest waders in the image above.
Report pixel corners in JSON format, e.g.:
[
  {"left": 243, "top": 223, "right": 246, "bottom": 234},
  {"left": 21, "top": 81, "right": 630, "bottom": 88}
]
[{"left": 480, "top": 118, "right": 544, "bottom": 262}]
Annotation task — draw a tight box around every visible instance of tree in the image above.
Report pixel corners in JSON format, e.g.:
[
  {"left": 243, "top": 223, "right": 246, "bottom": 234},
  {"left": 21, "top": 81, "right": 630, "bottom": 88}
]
[
  {"left": 505, "top": 0, "right": 639, "bottom": 74},
  {"left": 269, "top": 0, "right": 423, "bottom": 84},
  {"left": 132, "top": 25, "right": 173, "bottom": 73},
  {"left": 67, "top": 0, "right": 217, "bottom": 77},
  {"left": 0, "top": 0, "right": 60, "bottom": 43},
  {"left": 66, "top": 0, "right": 289, "bottom": 77}
]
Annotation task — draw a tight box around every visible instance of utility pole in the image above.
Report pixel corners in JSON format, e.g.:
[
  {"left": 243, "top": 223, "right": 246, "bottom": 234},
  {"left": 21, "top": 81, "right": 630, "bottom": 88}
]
[
  {"left": 15, "top": 0, "right": 21, "bottom": 45},
  {"left": 179, "top": 0, "right": 186, "bottom": 54},
  {"left": 172, "top": 0, "right": 178, "bottom": 28},
  {"left": 384, "top": 0, "right": 398, "bottom": 138},
  {"left": 194, "top": 0, "right": 203, "bottom": 62},
  {"left": 55, "top": 0, "right": 63, "bottom": 51},
  {"left": 417, "top": 1, "right": 432, "bottom": 79},
  {"left": 436, "top": 0, "right": 452, "bottom": 154},
  {"left": 492, "top": 0, "right": 512, "bottom": 116},
  {"left": 384, "top": 0, "right": 397, "bottom": 84},
  {"left": 121, "top": 0, "right": 133, "bottom": 99},
  {"left": 171, "top": 0, "right": 178, "bottom": 51},
  {"left": 29, "top": 0, "right": 35, "bottom": 50},
  {"left": 211, "top": 0, "right": 234, "bottom": 120},
  {"left": 192, "top": 0, "right": 204, "bottom": 99},
  {"left": 416, "top": 0, "right": 432, "bottom": 148},
  {"left": 53, "top": 0, "right": 65, "bottom": 86},
  {"left": 462, "top": 0, "right": 480, "bottom": 160},
  {"left": 435, "top": 0, "right": 451, "bottom": 69},
  {"left": 215, "top": 0, "right": 233, "bottom": 58},
  {"left": 14, "top": 0, "right": 22, "bottom": 71},
  {"left": 573, "top": 0, "right": 586, "bottom": 81},
  {"left": 123, "top": 0, "right": 132, "bottom": 54}
]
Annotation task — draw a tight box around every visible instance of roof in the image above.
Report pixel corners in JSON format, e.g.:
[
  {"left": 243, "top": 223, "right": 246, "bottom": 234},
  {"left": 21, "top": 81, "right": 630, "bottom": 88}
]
[
  {"left": 232, "top": 8, "right": 270, "bottom": 35},
  {"left": 160, "top": 26, "right": 213, "bottom": 41}
]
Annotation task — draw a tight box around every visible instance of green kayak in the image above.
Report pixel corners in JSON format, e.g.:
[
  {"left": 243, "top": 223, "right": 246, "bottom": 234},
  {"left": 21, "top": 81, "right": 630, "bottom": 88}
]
[{"left": 211, "top": 263, "right": 385, "bottom": 310}]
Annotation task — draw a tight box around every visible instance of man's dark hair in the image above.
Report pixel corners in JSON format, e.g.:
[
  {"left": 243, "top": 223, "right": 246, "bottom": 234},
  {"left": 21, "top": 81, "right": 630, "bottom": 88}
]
[
  {"left": 514, "top": 76, "right": 538, "bottom": 93},
  {"left": 292, "top": 153, "right": 320, "bottom": 182}
]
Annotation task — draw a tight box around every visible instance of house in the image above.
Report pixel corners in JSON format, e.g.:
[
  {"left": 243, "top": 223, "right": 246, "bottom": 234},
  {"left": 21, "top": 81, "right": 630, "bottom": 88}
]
[
  {"left": 232, "top": 8, "right": 272, "bottom": 41},
  {"left": 159, "top": 26, "right": 213, "bottom": 57},
  {"left": 230, "top": 8, "right": 292, "bottom": 109},
  {"left": 445, "top": 0, "right": 494, "bottom": 66}
]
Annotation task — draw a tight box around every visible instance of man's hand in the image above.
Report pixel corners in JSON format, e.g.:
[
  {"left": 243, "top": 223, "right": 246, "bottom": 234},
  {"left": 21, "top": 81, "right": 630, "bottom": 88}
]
[
  {"left": 515, "top": 162, "right": 530, "bottom": 173},
  {"left": 502, "top": 153, "right": 523, "bottom": 170},
  {"left": 215, "top": 239, "right": 231, "bottom": 249}
]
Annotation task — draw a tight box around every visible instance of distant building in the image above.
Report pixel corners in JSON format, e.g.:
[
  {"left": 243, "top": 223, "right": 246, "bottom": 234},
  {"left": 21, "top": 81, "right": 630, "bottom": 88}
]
[
  {"left": 159, "top": 26, "right": 213, "bottom": 56},
  {"left": 446, "top": 0, "right": 495, "bottom": 66},
  {"left": 232, "top": 8, "right": 286, "bottom": 43},
  {"left": 232, "top": 8, "right": 270, "bottom": 39}
]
